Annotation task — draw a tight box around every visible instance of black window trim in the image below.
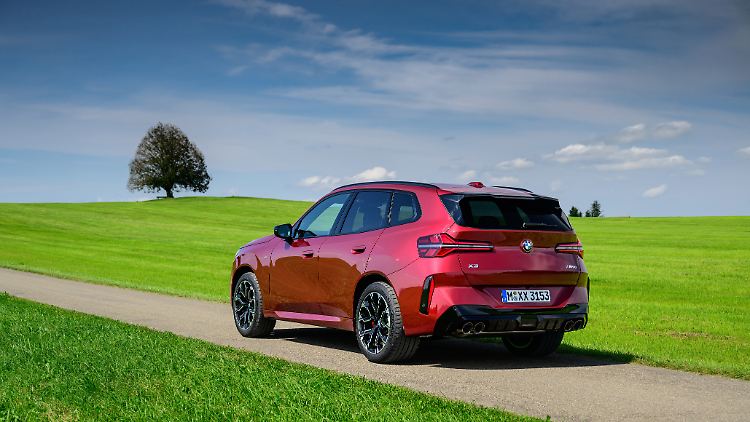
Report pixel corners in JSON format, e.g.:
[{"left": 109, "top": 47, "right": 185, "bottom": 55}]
[{"left": 328, "top": 188, "right": 422, "bottom": 236}]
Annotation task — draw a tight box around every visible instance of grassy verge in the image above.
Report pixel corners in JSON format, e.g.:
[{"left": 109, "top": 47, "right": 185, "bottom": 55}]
[
  {"left": 0, "top": 198, "right": 748, "bottom": 379},
  {"left": 0, "top": 197, "right": 310, "bottom": 301},
  {"left": 0, "top": 294, "right": 536, "bottom": 421},
  {"left": 563, "top": 216, "right": 750, "bottom": 379}
]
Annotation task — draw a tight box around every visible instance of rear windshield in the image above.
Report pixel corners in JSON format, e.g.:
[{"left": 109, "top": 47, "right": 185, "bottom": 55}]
[{"left": 440, "top": 194, "right": 572, "bottom": 231}]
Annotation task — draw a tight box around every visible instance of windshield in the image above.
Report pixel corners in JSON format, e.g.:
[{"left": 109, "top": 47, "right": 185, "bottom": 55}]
[{"left": 441, "top": 194, "right": 572, "bottom": 231}]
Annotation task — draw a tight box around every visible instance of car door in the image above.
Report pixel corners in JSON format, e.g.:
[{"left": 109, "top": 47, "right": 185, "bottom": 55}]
[
  {"left": 317, "top": 190, "right": 392, "bottom": 319},
  {"left": 269, "top": 192, "right": 352, "bottom": 316}
]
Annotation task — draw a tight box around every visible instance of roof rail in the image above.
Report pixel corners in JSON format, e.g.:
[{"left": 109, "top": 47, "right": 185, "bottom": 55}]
[
  {"left": 334, "top": 181, "right": 439, "bottom": 190},
  {"left": 491, "top": 185, "right": 533, "bottom": 193}
]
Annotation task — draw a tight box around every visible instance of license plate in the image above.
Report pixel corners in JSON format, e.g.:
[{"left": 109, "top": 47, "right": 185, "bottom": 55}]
[{"left": 501, "top": 289, "right": 551, "bottom": 303}]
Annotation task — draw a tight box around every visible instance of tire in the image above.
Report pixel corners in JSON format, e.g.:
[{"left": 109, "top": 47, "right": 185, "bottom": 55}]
[
  {"left": 232, "top": 272, "right": 276, "bottom": 337},
  {"left": 502, "top": 330, "right": 564, "bottom": 357},
  {"left": 355, "top": 281, "right": 419, "bottom": 363}
]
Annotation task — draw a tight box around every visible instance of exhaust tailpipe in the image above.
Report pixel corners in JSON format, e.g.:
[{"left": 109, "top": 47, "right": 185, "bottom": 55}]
[
  {"left": 564, "top": 320, "right": 576, "bottom": 332},
  {"left": 474, "top": 322, "right": 485, "bottom": 334},
  {"left": 573, "top": 320, "right": 583, "bottom": 330},
  {"left": 461, "top": 322, "right": 474, "bottom": 335}
]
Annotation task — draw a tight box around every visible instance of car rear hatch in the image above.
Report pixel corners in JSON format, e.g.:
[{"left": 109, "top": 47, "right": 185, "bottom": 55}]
[{"left": 440, "top": 194, "right": 583, "bottom": 290}]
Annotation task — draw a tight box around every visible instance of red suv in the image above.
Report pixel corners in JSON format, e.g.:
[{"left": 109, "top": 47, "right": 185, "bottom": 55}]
[{"left": 231, "top": 181, "right": 588, "bottom": 363}]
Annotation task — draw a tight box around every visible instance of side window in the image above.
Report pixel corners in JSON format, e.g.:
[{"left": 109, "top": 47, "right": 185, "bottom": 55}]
[
  {"left": 390, "top": 192, "right": 419, "bottom": 226},
  {"left": 340, "top": 191, "right": 391, "bottom": 234},
  {"left": 296, "top": 193, "right": 351, "bottom": 238}
]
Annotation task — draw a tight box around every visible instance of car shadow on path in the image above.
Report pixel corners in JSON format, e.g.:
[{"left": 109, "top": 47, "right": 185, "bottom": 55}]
[{"left": 271, "top": 326, "right": 633, "bottom": 370}]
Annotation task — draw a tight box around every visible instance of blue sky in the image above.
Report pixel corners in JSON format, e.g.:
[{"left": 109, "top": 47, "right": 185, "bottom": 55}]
[{"left": 1, "top": 0, "right": 748, "bottom": 215}]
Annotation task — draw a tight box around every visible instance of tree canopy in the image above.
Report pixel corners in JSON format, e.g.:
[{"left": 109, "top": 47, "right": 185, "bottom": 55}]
[{"left": 127, "top": 123, "right": 210, "bottom": 198}]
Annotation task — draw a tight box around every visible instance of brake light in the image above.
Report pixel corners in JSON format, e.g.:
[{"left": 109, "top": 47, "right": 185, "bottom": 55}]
[
  {"left": 467, "top": 181, "right": 485, "bottom": 188},
  {"left": 417, "top": 233, "right": 493, "bottom": 258},
  {"left": 555, "top": 241, "right": 584, "bottom": 258}
]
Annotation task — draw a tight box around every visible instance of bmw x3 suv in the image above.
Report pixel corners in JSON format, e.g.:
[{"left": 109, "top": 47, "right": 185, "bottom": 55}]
[{"left": 231, "top": 181, "right": 588, "bottom": 363}]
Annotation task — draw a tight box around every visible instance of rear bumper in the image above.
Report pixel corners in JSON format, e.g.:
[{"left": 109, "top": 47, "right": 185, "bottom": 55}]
[{"left": 433, "top": 303, "right": 588, "bottom": 337}]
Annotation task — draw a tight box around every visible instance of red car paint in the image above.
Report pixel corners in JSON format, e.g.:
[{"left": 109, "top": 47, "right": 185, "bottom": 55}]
[{"left": 231, "top": 182, "right": 588, "bottom": 337}]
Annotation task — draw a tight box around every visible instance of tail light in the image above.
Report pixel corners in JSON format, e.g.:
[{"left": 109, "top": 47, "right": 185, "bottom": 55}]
[
  {"left": 417, "top": 233, "right": 493, "bottom": 258},
  {"left": 555, "top": 241, "right": 584, "bottom": 258}
]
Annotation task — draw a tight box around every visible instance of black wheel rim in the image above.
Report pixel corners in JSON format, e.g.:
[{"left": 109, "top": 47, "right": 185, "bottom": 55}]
[
  {"left": 357, "top": 291, "right": 391, "bottom": 354},
  {"left": 233, "top": 279, "right": 256, "bottom": 329}
]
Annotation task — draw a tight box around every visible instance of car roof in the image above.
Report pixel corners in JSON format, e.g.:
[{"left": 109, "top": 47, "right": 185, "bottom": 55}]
[{"left": 330, "top": 181, "right": 545, "bottom": 199}]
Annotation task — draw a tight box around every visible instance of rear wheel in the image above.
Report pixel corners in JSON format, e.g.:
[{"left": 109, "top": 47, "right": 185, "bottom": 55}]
[
  {"left": 355, "top": 282, "right": 419, "bottom": 363},
  {"left": 232, "top": 272, "right": 275, "bottom": 337},
  {"left": 502, "top": 330, "right": 564, "bottom": 357}
]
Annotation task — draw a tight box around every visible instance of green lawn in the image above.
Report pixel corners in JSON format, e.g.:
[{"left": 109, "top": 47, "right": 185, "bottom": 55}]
[
  {"left": 0, "top": 294, "right": 533, "bottom": 421},
  {"left": 0, "top": 198, "right": 748, "bottom": 379}
]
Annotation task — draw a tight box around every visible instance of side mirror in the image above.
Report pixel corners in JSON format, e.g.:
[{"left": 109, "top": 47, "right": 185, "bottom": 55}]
[{"left": 274, "top": 223, "right": 293, "bottom": 240}]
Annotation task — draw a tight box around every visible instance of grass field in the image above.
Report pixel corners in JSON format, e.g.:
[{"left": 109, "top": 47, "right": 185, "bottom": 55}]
[
  {"left": 0, "top": 197, "right": 748, "bottom": 379},
  {"left": 0, "top": 294, "right": 533, "bottom": 421}
]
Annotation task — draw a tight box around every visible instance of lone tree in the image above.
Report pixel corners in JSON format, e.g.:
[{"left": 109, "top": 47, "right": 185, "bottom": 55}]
[
  {"left": 128, "top": 123, "right": 210, "bottom": 198},
  {"left": 569, "top": 206, "right": 582, "bottom": 217},
  {"left": 587, "top": 200, "right": 602, "bottom": 217}
]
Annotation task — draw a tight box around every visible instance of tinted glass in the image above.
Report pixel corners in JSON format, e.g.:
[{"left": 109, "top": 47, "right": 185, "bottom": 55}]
[
  {"left": 296, "top": 193, "right": 351, "bottom": 238},
  {"left": 440, "top": 194, "right": 571, "bottom": 231},
  {"left": 390, "top": 192, "right": 419, "bottom": 225},
  {"left": 340, "top": 191, "right": 391, "bottom": 234}
]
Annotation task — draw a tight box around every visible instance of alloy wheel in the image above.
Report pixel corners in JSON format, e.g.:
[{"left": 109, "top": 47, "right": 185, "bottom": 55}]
[
  {"left": 357, "top": 291, "right": 392, "bottom": 354},
  {"left": 233, "top": 278, "right": 256, "bottom": 329}
]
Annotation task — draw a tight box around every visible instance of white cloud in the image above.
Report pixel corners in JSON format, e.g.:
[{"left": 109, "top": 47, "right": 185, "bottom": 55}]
[
  {"left": 596, "top": 155, "right": 690, "bottom": 171},
  {"left": 489, "top": 176, "right": 520, "bottom": 185},
  {"left": 299, "top": 166, "right": 395, "bottom": 189},
  {"left": 458, "top": 170, "right": 477, "bottom": 181},
  {"left": 643, "top": 184, "right": 668, "bottom": 198},
  {"left": 548, "top": 143, "right": 666, "bottom": 164},
  {"left": 548, "top": 142, "right": 691, "bottom": 171},
  {"left": 616, "top": 123, "right": 647, "bottom": 143},
  {"left": 216, "top": 0, "right": 316, "bottom": 22},
  {"left": 299, "top": 175, "right": 341, "bottom": 188},
  {"left": 496, "top": 158, "right": 534, "bottom": 170},
  {"left": 652, "top": 121, "right": 692, "bottom": 139},
  {"left": 351, "top": 166, "right": 396, "bottom": 182},
  {"left": 614, "top": 121, "right": 691, "bottom": 143},
  {"left": 739, "top": 146, "right": 750, "bottom": 157}
]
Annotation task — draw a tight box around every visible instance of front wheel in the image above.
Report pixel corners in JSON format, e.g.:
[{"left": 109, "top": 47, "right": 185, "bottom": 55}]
[
  {"left": 502, "top": 330, "right": 564, "bottom": 357},
  {"left": 232, "top": 272, "right": 276, "bottom": 337},
  {"left": 355, "top": 282, "right": 419, "bottom": 363}
]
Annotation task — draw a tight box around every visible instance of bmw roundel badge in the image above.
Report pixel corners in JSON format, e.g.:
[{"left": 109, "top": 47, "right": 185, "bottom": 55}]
[{"left": 521, "top": 239, "right": 534, "bottom": 253}]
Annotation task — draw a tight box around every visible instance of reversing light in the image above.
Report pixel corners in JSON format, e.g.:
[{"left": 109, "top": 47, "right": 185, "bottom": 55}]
[
  {"left": 417, "top": 233, "right": 493, "bottom": 258},
  {"left": 555, "top": 241, "right": 584, "bottom": 258}
]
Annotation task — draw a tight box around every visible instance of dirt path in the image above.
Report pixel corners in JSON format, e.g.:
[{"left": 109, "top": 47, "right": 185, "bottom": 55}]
[{"left": 2, "top": 268, "right": 749, "bottom": 421}]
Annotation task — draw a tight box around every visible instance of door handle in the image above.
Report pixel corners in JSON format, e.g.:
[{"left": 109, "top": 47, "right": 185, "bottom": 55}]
[
  {"left": 351, "top": 245, "right": 367, "bottom": 254},
  {"left": 302, "top": 250, "right": 314, "bottom": 258}
]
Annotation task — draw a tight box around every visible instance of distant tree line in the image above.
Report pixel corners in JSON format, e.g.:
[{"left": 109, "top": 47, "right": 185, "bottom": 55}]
[{"left": 569, "top": 201, "right": 602, "bottom": 218}]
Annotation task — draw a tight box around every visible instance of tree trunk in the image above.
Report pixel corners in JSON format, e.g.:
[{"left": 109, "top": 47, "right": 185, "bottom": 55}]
[{"left": 165, "top": 187, "right": 174, "bottom": 198}]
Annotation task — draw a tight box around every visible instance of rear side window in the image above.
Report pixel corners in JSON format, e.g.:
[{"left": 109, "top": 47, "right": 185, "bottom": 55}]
[
  {"left": 441, "top": 194, "right": 571, "bottom": 231},
  {"left": 390, "top": 192, "right": 419, "bottom": 226},
  {"left": 340, "top": 191, "right": 391, "bottom": 234}
]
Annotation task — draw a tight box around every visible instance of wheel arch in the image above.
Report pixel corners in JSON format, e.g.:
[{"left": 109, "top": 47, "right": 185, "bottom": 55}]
[
  {"left": 352, "top": 271, "right": 392, "bottom": 315},
  {"left": 231, "top": 265, "right": 255, "bottom": 300}
]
